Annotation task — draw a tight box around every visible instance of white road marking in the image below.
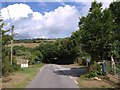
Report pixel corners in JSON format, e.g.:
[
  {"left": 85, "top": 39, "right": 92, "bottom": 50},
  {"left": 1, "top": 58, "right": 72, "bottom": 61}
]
[
  {"left": 56, "top": 65, "right": 79, "bottom": 85},
  {"left": 74, "top": 81, "right": 78, "bottom": 84}
]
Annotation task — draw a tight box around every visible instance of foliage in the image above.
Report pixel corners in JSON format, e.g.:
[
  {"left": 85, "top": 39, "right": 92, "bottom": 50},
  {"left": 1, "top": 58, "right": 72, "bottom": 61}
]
[
  {"left": 85, "top": 63, "right": 102, "bottom": 78},
  {"left": 35, "top": 38, "right": 78, "bottom": 64},
  {"left": 109, "top": 1, "right": 120, "bottom": 58},
  {"left": 77, "top": 1, "right": 118, "bottom": 62},
  {"left": 54, "top": 38, "right": 77, "bottom": 64},
  {"left": 29, "top": 50, "right": 43, "bottom": 64},
  {"left": 1, "top": 1, "right": 120, "bottom": 76},
  {"left": 2, "top": 32, "right": 20, "bottom": 75},
  {"left": 13, "top": 45, "right": 31, "bottom": 56},
  {"left": 1, "top": 15, "right": 20, "bottom": 76},
  {"left": 36, "top": 43, "right": 58, "bottom": 63},
  {"left": 33, "top": 1, "right": 119, "bottom": 65},
  {"left": 13, "top": 45, "right": 43, "bottom": 65}
]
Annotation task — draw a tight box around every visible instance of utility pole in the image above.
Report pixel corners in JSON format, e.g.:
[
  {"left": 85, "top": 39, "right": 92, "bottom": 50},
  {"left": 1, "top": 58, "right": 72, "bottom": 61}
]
[
  {"left": 10, "top": 25, "right": 14, "bottom": 65},
  {"left": 0, "top": 16, "right": 3, "bottom": 78}
]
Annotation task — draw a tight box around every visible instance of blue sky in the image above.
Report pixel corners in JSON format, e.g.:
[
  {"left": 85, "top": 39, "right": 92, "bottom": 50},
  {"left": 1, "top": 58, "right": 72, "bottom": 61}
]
[
  {"left": 1, "top": 1, "right": 112, "bottom": 39},
  {"left": 2, "top": 2, "right": 84, "bottom": 15}
]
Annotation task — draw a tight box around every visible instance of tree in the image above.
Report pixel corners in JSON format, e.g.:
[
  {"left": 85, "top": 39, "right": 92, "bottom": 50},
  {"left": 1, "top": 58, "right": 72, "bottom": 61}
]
[
  {"left": 54, "top": 38, "right": 78, "bottom": 64},
  {"left": 78, "top": 1, "right": 114, "bottom": 62},
  {"left": 108, "top": 1, "right": 120, "bottom": 74},
  {"left": 35, "top": 38, "right": 77, "bottom": 64},
  {"left": 1, "top": 16, "right": 11, "bottom": 75},
  {"left": 1, "top": 15, "right": 19, "bottom": 75},
  {"left": 109, "top": 1, "right": 120, "bottom": 59},
  {"left": 28, "top": 50, "right": 43, "bottom": 64},
  {"left": 36, "top": 43, "right": 58, "bottom": 63}
]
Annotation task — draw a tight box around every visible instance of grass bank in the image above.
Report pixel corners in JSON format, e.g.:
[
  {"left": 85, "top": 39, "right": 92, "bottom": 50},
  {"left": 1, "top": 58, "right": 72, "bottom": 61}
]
[
  {"left": 77, "top": 75, "right": 115, "bottom": 88},
  {"left": 3, "top": 63, "right": 44, "bottom": 88}
]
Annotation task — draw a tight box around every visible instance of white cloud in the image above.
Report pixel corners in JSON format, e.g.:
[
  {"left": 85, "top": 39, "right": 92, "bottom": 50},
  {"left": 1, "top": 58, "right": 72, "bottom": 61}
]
[
  {"left": 1, "top": 3, "right": 32, "bottom": 20},
  {"left": 1, "top": 3, "right": 80, "bottom": 39},
  {"left": 1, "top": 1, "right": 112, "bottom": 39},
  {"left": 32, "top": 12, "right": 43, "bottom": 20}
]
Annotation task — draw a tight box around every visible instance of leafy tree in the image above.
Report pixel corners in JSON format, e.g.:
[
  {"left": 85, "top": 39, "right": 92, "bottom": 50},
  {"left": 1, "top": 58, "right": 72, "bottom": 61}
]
[
  {"left": 30, "top": 50, "right": 43, "bottom": 64},
  {"left": 78, "top": 1, "right": 114, "bottom": 62},
  {"left": 54, "top": 38, "right": 77, "bottom": 64},
  {"left": 35, "top": 38, "right": 77, "bottom": 64},
  {"left": 109, "top": 1, "right": 120, "bottom": 59},
  {"left": 36, "top": 43, "right": 58, "bottom": 63}
]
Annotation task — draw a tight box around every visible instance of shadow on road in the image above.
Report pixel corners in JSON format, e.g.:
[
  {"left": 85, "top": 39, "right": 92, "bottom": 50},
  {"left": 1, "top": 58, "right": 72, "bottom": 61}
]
[{"left": 54, "top": 67, "right": 88, "bottom": 77}]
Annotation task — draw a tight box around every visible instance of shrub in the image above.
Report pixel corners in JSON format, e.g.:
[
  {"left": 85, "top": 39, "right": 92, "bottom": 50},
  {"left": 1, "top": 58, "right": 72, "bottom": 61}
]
[
  {"left": 2, "top": 56, "right": 11, "bottom": 75},
  {"left": 82, "top": 57, "right": 86, "bottom": 66},
  {"left": 85, "top": 62, "right": 102, "bottom": 78},
  {"left": 2, "top": 56, "right": 20, "bottom": 76}
]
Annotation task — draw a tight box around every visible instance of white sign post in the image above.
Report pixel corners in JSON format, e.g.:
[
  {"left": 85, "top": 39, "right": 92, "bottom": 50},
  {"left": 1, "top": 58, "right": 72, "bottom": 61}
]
[{"left": 21, "top": 60, "right": 28, "bottom": 69}]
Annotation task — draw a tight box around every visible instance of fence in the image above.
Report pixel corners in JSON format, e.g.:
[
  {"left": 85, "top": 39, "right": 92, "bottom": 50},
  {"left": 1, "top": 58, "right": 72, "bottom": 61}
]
[
  {"left": 106, "top": 61, "right": 120, "bottom": 75},
  {"left": 106, "top": 61, "right": 120, "bottom": 84}
]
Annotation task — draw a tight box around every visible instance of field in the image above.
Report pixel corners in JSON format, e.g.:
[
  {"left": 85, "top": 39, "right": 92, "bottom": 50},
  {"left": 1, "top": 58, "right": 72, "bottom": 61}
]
[
  {"left": 9, "top": 43, "right": 40, "bottom": 48},
  {"left": 8, "top": 39, "right": 56, "bottom": 48}
]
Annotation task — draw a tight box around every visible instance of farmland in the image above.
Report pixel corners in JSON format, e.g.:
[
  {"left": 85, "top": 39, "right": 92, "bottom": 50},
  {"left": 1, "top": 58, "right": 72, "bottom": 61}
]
[
  {"left": 10, "top": 43, "right": 40, "bottom": 48},
  {"left": 8, "top": 39, "right": 56, "bottom": 48}
]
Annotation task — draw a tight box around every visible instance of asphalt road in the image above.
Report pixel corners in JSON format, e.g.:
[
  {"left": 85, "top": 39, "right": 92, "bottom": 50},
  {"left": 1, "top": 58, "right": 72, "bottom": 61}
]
[{"left": 26, "top": 64, "right": 83, "bottom": 88}]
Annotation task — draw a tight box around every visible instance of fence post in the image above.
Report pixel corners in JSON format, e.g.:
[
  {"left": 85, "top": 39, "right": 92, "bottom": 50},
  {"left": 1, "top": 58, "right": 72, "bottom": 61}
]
[
  {"left": 102, "top": 60, "right": 107, "bottom": 76},
  {"left": 111, "top": 56, "right": 116, "bottom": 75}
]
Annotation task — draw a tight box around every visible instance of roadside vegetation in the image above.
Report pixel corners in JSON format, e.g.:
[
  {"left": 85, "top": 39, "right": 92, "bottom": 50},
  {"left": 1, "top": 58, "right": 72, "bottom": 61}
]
[
  {"left": 1, "top": 0, "right": 120, "bottom": 88},
  {"left": 3, "top": 64, "right": 43, "bottom": 88}
]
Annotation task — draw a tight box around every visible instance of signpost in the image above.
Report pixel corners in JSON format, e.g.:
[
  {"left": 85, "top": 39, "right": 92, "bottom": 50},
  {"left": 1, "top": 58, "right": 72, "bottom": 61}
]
[{"left": 21, "top": 60, "right": 29, "bottom": 69}]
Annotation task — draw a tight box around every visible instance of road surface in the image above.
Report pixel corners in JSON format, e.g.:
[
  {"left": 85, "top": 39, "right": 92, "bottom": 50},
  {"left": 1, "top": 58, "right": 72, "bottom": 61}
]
[{"left": 26, "top": 64, "right": 86, "bottom": 88}]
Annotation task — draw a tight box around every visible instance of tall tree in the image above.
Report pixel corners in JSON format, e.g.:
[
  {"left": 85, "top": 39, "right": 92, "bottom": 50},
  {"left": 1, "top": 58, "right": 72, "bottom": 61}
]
[
  {"left": 78, "top": 1, "right": 114, "bottom": 62},
  {"left": 109, "top": 1, "right": 120, "bottom": 59}
]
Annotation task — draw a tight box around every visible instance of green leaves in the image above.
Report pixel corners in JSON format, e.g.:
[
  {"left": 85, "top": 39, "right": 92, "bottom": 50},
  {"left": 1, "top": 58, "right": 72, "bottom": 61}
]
[
  {"left": 76, "top": 1, "right": 119, "bottom": 61},
  {"left": 109, "top": 1, "right": 120, "bottom": 58},
  {"left": 1, "top": 15, "right": 20, "bottom": 75}
]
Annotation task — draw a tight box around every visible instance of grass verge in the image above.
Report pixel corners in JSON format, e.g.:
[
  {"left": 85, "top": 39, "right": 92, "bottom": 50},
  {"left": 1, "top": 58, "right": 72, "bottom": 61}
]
[
  {"left": 3, "top": 63, "right": 44, "bottom": 88},
  {"left": 77, "top": 75, "right": 114, "bottom": 88}
]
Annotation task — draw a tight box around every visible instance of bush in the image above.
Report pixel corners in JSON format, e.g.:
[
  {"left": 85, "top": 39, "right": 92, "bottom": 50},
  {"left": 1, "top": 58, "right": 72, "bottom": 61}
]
[
  {"left": 2, "top": 56, "right": 20, "bottom": 76},
  {"left": 11, "top": 59, "right": 20, "bottom": 71},
  {"left": 85, "top": 62, "right": 102, "bottom": 78},
  {"left": 2, "top": 56, "right": 11, "bottom": 75},
  {"left": 82, "top": 57, "right": 86, "bottom": 66}
]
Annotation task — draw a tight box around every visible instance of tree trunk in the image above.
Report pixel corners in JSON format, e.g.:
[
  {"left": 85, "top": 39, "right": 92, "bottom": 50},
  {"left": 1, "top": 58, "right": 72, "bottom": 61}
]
[{"left": 100, "top": 46, "right": 104, "bottom": 61}]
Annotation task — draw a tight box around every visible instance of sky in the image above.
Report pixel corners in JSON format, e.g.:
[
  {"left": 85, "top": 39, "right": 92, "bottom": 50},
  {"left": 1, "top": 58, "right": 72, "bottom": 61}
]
[{"left": 1, "top": 0, "right": 113, "bottom": 39}]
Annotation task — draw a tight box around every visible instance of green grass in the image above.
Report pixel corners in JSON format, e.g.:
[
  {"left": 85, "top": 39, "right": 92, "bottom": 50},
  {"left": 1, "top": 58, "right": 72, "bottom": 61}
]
[
  {"left": 12, "top": 63, "right": 44, "bottom": 88},
  {"left": 77, "top": 76, "right": 85, "bottom": 88},
  {"left": 79, "top": 75, "right": 87, "bottom": 80}
]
